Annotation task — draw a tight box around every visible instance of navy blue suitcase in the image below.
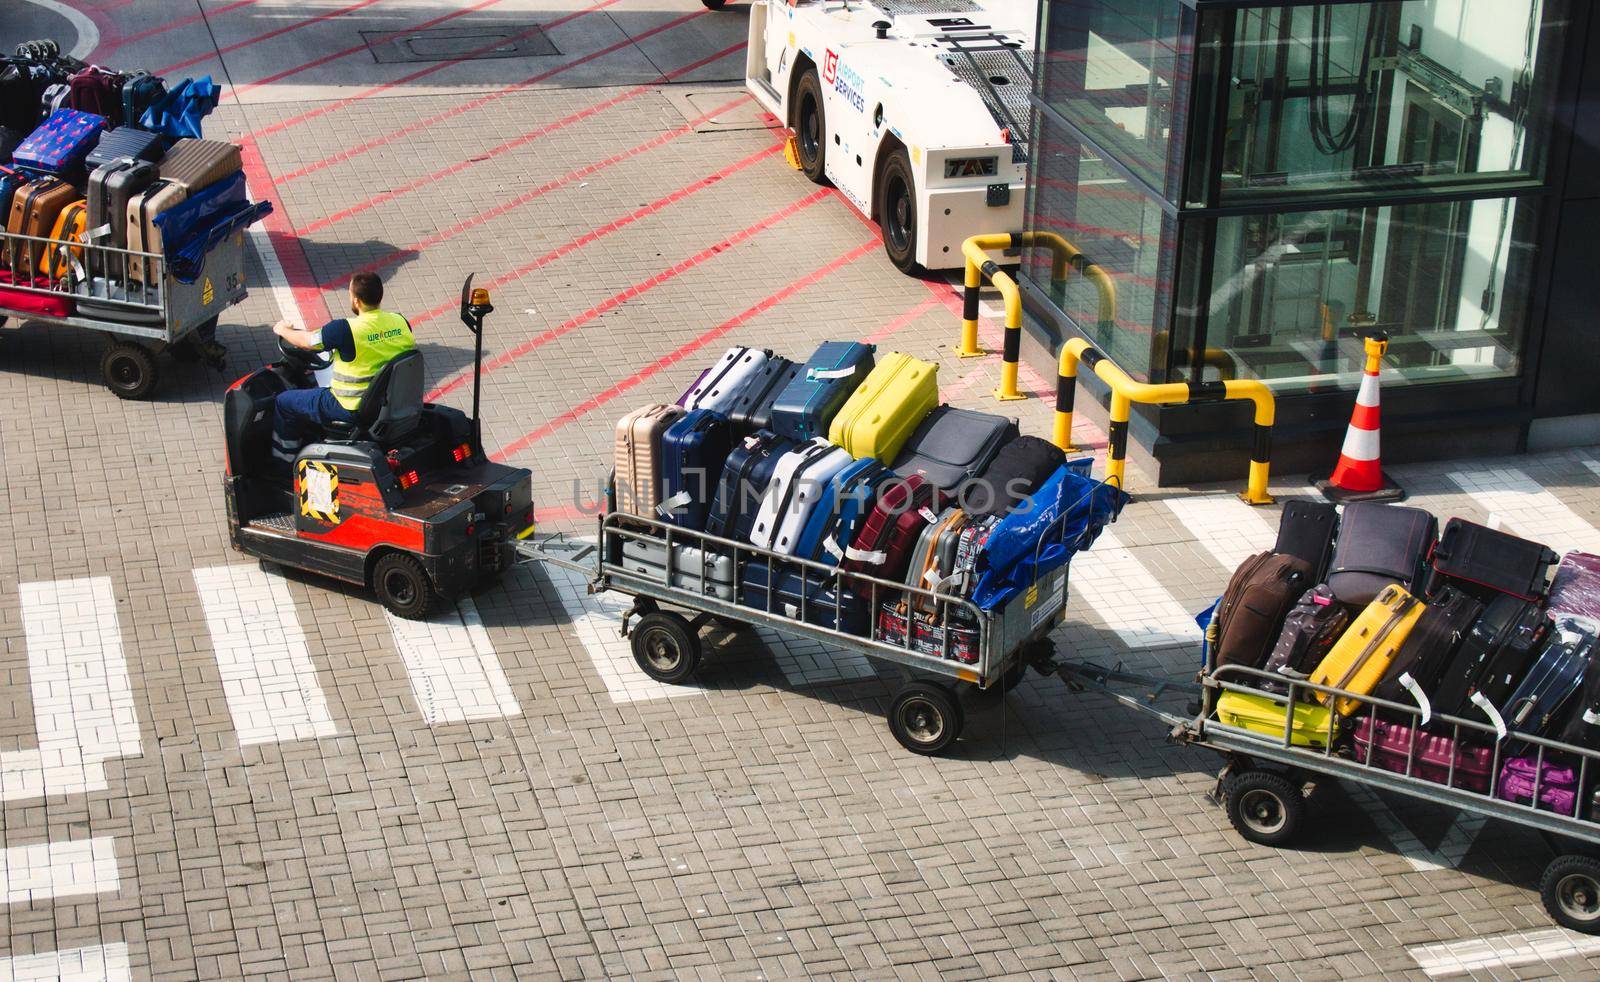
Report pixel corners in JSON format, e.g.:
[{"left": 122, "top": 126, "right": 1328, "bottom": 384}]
[
  {"left": 740, "top": 560, "right": 868, "bottom": 635},
  {"left": 659, "top": 409, "right": 731, "bottom": 531},
  {"left": 706, "top": 430, "right": 794, "bottom": 541},
  {"left": 769, "top": 341, "right": 874, "bottom": 442},
  {"left": 85, "top": 126, "right": 166, "bottom": 172},
  {"left": 1505, "top": 615, "right": 1596, "bottom": 736},
  {"left": 794, "top": 458, "right": 896, "bottom": 564}
]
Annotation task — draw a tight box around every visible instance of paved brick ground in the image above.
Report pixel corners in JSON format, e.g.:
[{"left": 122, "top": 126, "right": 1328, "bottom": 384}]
[{"left": 4, "top": 2, "right": 1600, "bottom": 978}]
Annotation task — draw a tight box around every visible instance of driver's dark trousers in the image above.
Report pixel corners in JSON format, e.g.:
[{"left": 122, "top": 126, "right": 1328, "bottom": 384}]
[{"left": 272, "top": 387, "right": 356, "bottom": 470}]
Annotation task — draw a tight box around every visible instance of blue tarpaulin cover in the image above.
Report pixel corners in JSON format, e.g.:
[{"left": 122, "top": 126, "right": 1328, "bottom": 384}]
[
  {"left": 153, "top": 171, "right": 272, "bottom": 283},
  {"left": 969, "top": 459, "right": 1129, "bottom": 610},
  {"left": 139, "top": 76, "right": 220, "bottom": 139}
]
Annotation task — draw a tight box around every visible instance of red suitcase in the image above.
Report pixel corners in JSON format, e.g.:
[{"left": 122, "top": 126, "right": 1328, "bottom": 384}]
[{"left": 840, "top": 474, "right": 942, "bottom": 588}]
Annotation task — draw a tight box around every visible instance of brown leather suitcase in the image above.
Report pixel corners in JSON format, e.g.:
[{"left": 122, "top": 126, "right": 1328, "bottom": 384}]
[
  {"left": 6, "top": 177, "right": 77, "bottom": 277},
  {"left": 614, "top": 405, "right": 684, "bottom": 518},
  {"left": 126, "top": 179, "right": 184, "bottom": 284}
]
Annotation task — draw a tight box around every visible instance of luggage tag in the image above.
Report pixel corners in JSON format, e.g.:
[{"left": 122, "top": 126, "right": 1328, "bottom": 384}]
[
  {"left": 1469, "top": 691, "right": 1509, "bottom": 742},
  {"left": 845, "top": 546, "right": 886, "bottom": 565},
  {"left": 807, "top": 366, "right": 855, "bottom": 380},
  {"left": 87, "top": 223, "right": 112, "bottom": 240},
  {"left": 918, "top": 507, "right": 938, "bottom": 523},
  {"left": 1585, "top": 708, "right": 1600, "bottom": 726},
  {"left": 1397, "top": 672, "right": 1432, "bottom": 726},
  {"left": 823, "top": 538, "right": 845, "bottom": 560},
  {"left": 656, "top": 491, "right": 692, "bottom": 516}
]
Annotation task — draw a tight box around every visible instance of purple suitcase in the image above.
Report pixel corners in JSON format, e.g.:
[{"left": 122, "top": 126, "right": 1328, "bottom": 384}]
[
  {"left": 1549, "top": 552, "right": 1600, "bottom": 621},
  {"left": 1497, "top": 755, "right": 1579, "bottom": 816},
  {"left": 1352, "top": 718, "right": 1493, "bottom": 793}
]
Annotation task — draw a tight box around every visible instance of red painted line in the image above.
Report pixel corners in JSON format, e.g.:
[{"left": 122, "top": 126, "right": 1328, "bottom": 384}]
[
  {"left": 427, "top": 173, "right": 816, "bottom": 400},
  {"left": 268, "top": 5, "right": 714, "bottom": 170},
  {"left": 865, "top": 296, "right": 942, "bottom": 344},
  {"left": 492, "top": 238, "right": 880, "bottom": 460},
  {"left": 317, "top": 92, "right": 755, "bottom": 291},
  {"left": 158, "top": 0, "right": 386, "bottom": 75},
  {"left": 294, "top": 38, "right": 743, "bottom": 235},
  {"left": 246, "top": 0, "right": 624, "bottom": 131},
  {"left": 227, "top": 0, "right": 510, "bottom": 102},
  {"left": 110, "top": 0, "right": 260, "bottom": 50},
  {"left": 238, "top": 138, "right": 327, "bottom": 329}
]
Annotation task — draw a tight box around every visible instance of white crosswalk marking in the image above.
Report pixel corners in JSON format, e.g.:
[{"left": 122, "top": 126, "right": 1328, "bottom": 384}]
[
  {"left": 1, "top": 579, "right": 139, "bottom": 803},
  {"left": 386, "top": 599, "right": 520, "bottom": 725},
  {"left": 547, "top": 563, "right": 703, "bottom": 703},
  {"left": 0, "top": 837, "right": 119, "bottom": 904},
  {"left": 0, "top": 943, "right": 131, "bottom": 982},
  {"left": 1068, "top": 529, "right": 1201, "bottom": 648},
  {"left": 1449, "top": 467, "right": 1600, "bottom": 552},
  {"left": 1408, "top": 927, "right": 1600, "bottom": 977},
  {"left": 192, "top": 565, "right": 338, "bottom": 746},
  {"left": 1164, "top": 494, "right": 1276, "bottom": 570}
]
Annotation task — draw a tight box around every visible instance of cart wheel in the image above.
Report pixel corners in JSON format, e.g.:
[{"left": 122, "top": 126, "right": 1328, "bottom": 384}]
[
  {"left": 100, "top": 342, "right": 159, "bottom": 400},
  {"left": 1542, "top": 855, "right": 1600, "bottom": 934},
  {"left": 631, "top": 612, "right": 701, "bottom": 684},
  {"left": 372, "top": 552, "right": 440, "bottom": 620},
  {"left": 889, "top": 682, "right": 963, "bottom": 756},
  {"left": 1223, "top": 770, "right": 1304, "bottom": 847}
]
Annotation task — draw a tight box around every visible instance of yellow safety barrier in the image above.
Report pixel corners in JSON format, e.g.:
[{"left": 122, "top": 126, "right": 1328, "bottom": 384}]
[{"left": 1055, "top": 337, "right": 1276, "bottom": 505}]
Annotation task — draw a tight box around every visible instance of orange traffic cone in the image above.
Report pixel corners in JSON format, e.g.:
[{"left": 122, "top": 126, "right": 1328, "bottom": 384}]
[{"left": 1314, "top": 331, "right": 1406, "bottom": 503}]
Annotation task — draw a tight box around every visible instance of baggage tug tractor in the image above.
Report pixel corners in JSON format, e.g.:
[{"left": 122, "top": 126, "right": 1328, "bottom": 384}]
[
  {"left": 745, "top": 0, "right": 1034, "bottom": 272},
  {"left": 222, "top": 278, "right": 534, "bottom": 618}
]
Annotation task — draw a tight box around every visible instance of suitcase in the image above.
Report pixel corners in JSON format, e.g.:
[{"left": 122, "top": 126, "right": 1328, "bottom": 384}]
[
  {"left": 1431, "top": 594, "right": 1548, "bottom": 725},
  {"left": 41, "top": 83, "right": 71, "bottom": 117},
  {"left": 68, "top": 67, "right": 124, "bottom": 123},
  {"left": 769, "top": 340, "right": 874, "bottom": 441},
  {"left": 0, "top": 66, "right": 45, "bottom": 132},
  {"left": 1273, "top": 500, "right": 1338, "bottom": 582},
  {"left": 1558, "top": 637, "right": 1600, "bottom": 751},
  {"left": 6, "top": 177, "right": 77, "bottom": 277},
  {"left": 1426, "top": 517, "right": 1558, "bottom": 603},
  {"left": 748, "top": 439, "right": 854, "bottom": 554},
  {"left": 827, "top": 351, "right": 938, "bottom": 461},
  {"left": 0, "top": 269, "right": 71, "bottom": 317},
  {"left": 794, "top": 457, "right": 896, "bottom": 564},
  {"left": 658, "top": 409, "right": 730, "bottom": 531},
  {"left": 909, "top": 507, "right": 972, "bottom": 612},
  {"left": 126, "top": 179, "right": 184, "bottom": 283},
  {"left": 876, "top": 602, "right": 980, "bottom": 664},
  {"left": 740, "top": 560, "right": 867, "bottom": 635},
  {"left": 841, "top": 473, "right": 942, "bottom": 585},
  {"left": 85, "top": 126, "right": 165, "bottom": 172},
  {"left": 891, "top": 406, "right": 1019, "bottom": 493},
  {"left": 619, "top": 537, "right": 737, "bottom": 601},
  {"left": 0, "top": 127, "right": 21, "bottom": 165},
  {"left": 1309, "top": 584, "right": 1427, "bottom": 716},
  {"left": 613, "top": 404, "right": 684, "bottom": 519},
  {"left": 1214, "top": 553, "right": 1315, "bottom": 673},
  {"left": 1370, "top": 586, "right": 1483, "bottom": 710},
  {"left": 1549, "top": 552, "right": 1600, "bottom": 621},
  {"left": 11, "top": 108, "right": 107, "bottom": 177},
  {"left": 1262, "top": 585, "right": 1349, "bottom": 691},
  {"left": 0, "top": 169, "right": 21, "bottom": 224},
  {"left": 41, "top": 197, "right": 86, "bottom": 280},
  {"left": 961, "top": 435, "right": 1066, "bottom": 521},
  {"left": 75, "top": 276, "right": 164, "bottom": 324},
  {"left": 157, "top": 138, "right": 242, "bottom": 190},
  {"left": 1352, "top": 718, "right": 1494, "bottom": 793},
  {"left": 1325, "top": 502, "right": 1437, "bottom": 609},
  {"left": 1497, "top": 755, "right": 1579, "bottom": 816},
  {"left": 88, "top": 158, "right": 158, "bottom": 252},
  {"left": 726, "top": 355, "right": 799, "bottom": 434},
  {"left": 679, "top": 346, "right": 772, "bottom": 414},
  {"left": 1214, "top": 690, "right": 1339, "bottom": 749},
  {"left": 1503, "top": 615, "right": 1596, "bottom": 736},
  {"left": 120, "top": 73, "right": 166, "bottom": 131},
  {"left": 706, "top": 430, "right": 794, "bottom": 542}
]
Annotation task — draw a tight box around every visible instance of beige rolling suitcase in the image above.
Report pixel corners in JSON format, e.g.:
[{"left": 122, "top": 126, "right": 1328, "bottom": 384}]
[
  {"left": 614, "top": 405, "right": 684, "bottom": 518},
  {"left": 126, "top": 139, "right": 243, "bottom": 284}
]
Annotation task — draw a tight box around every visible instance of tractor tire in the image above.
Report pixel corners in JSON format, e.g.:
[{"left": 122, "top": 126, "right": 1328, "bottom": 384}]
[
  {"left": 793, "top": 68, "right": 828, "bottom": 184},
  {"left": 876, "top": 147, "right": 922, "bottom": 274},
  {"left": 372, "top": 552, "right": 440, "bottom": 620}
]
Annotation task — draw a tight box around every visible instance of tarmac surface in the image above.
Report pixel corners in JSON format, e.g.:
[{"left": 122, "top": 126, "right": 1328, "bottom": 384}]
[{"left": 4, "top": 1, "right": 1600, "bottom": 978}]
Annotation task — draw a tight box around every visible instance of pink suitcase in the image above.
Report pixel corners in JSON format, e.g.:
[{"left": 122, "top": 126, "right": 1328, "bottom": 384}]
[
  {"left": 1351, "top": 718, "right": 1493, "bottom": 793},
  {"left": 1549, "top": 552, "right": 1600, "bottom": 621}
]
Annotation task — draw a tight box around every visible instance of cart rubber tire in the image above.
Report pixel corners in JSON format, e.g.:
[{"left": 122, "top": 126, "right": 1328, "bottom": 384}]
[
  {"left": 793, "top": 68, "right": 827, "bottom": 184},
  {"left": 631, "top": 611, "right": 702, "bottom": 684},
  {"left": 372, "top": 552, "right": 440, "bottom": 620},
  {"left": 1223, "top": 770, "right": 1304, "bottom": 847},
  {"left": 1542, "top": 855, "right": 1600, "bottom": 934},
  {"left": 876, "top": 147, "right": 922, "bottom": 274},
  {"left": 101, "top": 342, "right": 159, "bottom": 400},
  {"left": 889, "top": 682, "right": 963, "bottom": 756}
]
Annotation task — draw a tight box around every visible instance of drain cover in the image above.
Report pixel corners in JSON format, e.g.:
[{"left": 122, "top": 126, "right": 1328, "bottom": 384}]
[{"left": 362, "top": 25, "right": 558, "bottom": 64}]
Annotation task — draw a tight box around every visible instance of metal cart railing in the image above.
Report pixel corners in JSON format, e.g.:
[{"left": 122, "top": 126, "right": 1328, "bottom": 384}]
[
  {"left": 0, "top": 226, "right": 250, "bottom": 398},
  {"left": 1051, "top": 655, "right": 1600, "bottom": 935}
]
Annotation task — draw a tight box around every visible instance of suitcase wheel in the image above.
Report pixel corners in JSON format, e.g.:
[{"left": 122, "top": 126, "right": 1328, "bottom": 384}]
[
  {"left": 1223, "top": 769, "right": 1305, "bottom": 847},
  {"left": 630, "top": 611, "right": 702, "bottom": 684},
  {"left": 1542, "top": 854, "right": 1600, "bottom": 934}
]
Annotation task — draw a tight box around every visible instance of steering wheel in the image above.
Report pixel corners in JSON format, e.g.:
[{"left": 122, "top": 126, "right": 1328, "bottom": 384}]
[{"left": 278, "top": 335, "right": 331, "bottom": 374}]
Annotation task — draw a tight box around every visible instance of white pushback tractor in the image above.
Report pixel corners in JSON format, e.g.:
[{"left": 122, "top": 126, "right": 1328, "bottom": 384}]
[{"left": 743, "top": 0, "right": 1036, "bottom": 273}]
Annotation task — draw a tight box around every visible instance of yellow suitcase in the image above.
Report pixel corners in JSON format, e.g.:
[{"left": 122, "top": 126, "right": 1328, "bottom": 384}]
[
  {"left": 1309, "top": 584, "right": 1426, "bottom": 715},
  {"left": 827, "top": 351, "right": 938, "bottom": 461},
  {"left": 1215, "top": 691, "right": 1339, "bottom": 749}
]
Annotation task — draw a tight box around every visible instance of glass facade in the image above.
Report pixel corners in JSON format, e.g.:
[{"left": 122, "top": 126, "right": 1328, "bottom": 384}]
[{"left": 1024, "top": 0, "right": 1569, "bottom": 395}]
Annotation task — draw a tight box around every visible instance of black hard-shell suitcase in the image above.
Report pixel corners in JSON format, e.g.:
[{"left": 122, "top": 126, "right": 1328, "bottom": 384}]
[
  {"left": 1326, "top": 502, "right": 1437, "bottom": 609},
  {"left": 726, "top": 355, "right": 799, "bottom": 434},
  {"left": 1504, "top": 615, "right": 1596, "bottom": 736},
  {"left": 1274, "top": 500, "right": 1338, "bottom": 582},
  {"left": 1557, "top": 635, "right": 1600, "bottom": 750},
  {"left": 891, "top": 406, "right": 1018, "bottom": 493},
  {"left": 87, "top": 158, "right": 157, "bottom": 250},
  {"left": 1262, "top": 585, "right": 1348, "bottom": 690},
  {"left": 705, "top": 430, "right": 793, "bottom": 541},
  {"left": 1371, "top": 586, "right": 1482, "bottom": 707},
  {"left": 0, "top": 126, "right": 21, "bottom": 165},
  {"left": 1425, "top": 517, "right": 1558, "bottom": 603},
  {"left": 961, "top": 435, "right": 1064, "bottom": 520},
  {"left": 85, "top": 126, "right": 165, "bottom": 172},
  {"left": 1431, "top": 594, "right": 1548, "bottom": 724}
]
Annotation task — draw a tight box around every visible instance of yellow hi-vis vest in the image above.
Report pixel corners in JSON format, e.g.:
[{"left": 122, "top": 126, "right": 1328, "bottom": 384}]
[{"left": 329, "top": 309, "right": 416, "bottom": 411}]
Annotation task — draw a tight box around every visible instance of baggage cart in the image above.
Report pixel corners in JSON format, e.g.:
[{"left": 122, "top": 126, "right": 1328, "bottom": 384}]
[
  {"left": 0, "top": 225, "right": 248, "bottom": 398},
  {"left": 524, "top": 504, "right": 1081, "bottom": 756},
  {"left": 1048, "top": 652, "right": 1600, "bottom": 935}
]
